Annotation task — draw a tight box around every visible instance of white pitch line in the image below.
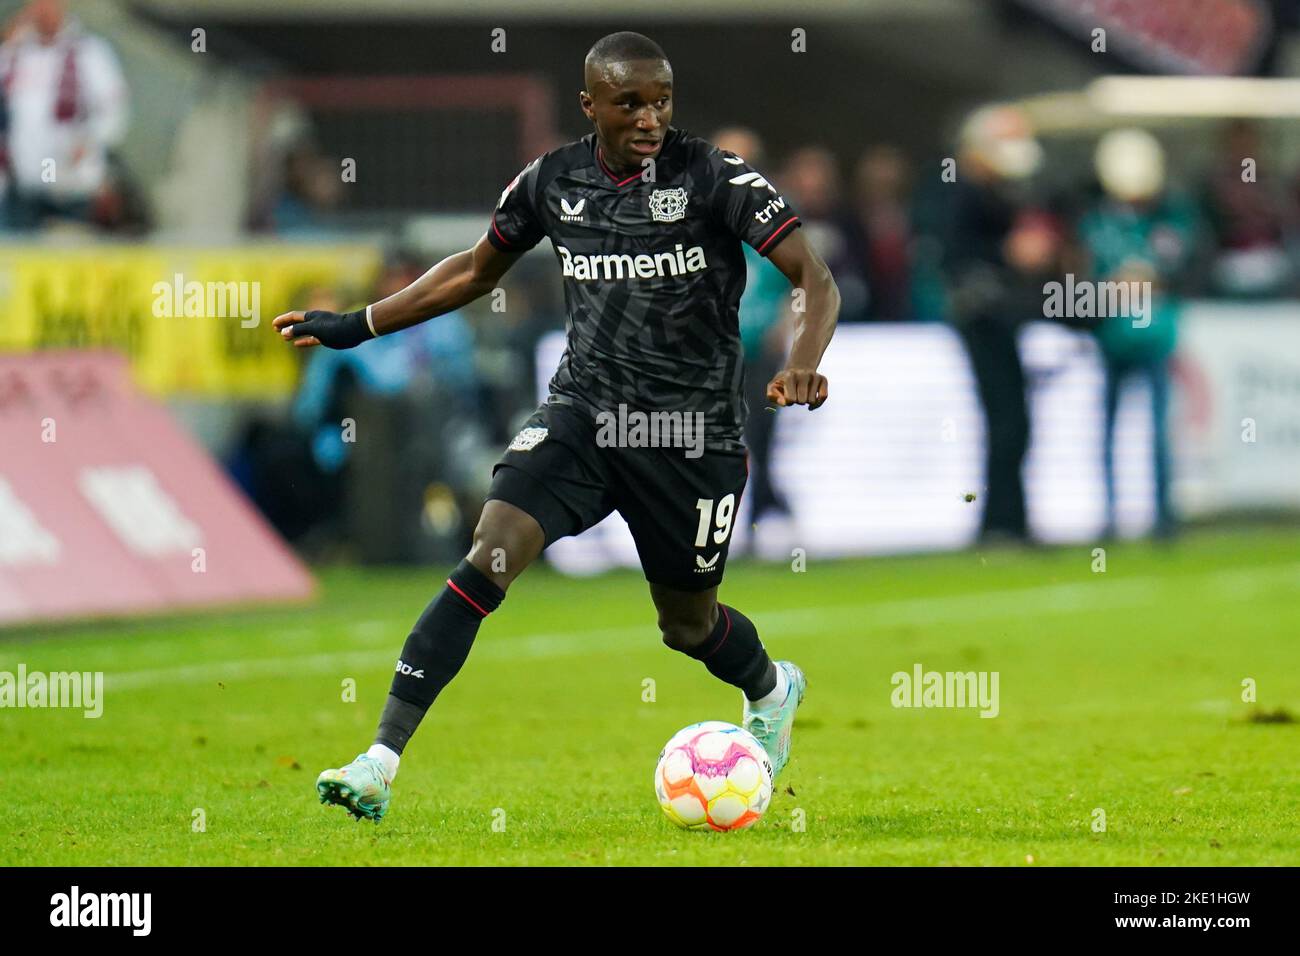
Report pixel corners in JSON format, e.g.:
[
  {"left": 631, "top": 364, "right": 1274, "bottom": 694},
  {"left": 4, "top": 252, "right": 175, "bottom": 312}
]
[{"left": 97, "top": 562, "right": 1300, "bottom": 693}]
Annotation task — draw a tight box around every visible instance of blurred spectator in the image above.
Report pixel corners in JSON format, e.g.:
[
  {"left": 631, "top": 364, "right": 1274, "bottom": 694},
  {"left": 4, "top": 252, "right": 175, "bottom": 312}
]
[
  {"left": 468, "top": 263, "right": 563, "bottom": 445},
  {"left": 230, "top": 252, "right": 484, "bottom": 557},
  {"left": 714, "top": 126, "right": 794, "bottom": 553},
  {"left": 780, "top": 145, "right": 870, "bottom": 323},
  {"left": 246, "top": 99, "right": 345, "bottom": 235},
  {"left": 293, "top": 255, "right": 480, "bottom": 467},
  {"left": 853, "top": 144, "right": 914, "bottom": 320},
  {"left": 0, "top": 0, "right": 129, "bottom": 231},
  {"left": 266, "top": 147, "right": 344, "bottom": 234},
  {"left": 228, "top": 284, "right": 352, "bottom": 551},
  {"left": 92, "top": 150, "right": 150, "bottom": 233},
  {"left": 1079, "top": 128, "right": 1196, "bottom": 540},
  {"left": 938, "top": 105, "right": 1045, "bottom": 544},
  {"left": 1201, "top": 120, "right": 1292, "bottom": 297}
]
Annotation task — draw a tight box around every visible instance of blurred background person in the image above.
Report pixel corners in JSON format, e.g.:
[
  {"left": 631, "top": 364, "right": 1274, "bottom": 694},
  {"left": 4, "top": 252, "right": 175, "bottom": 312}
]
[
  {"left": 247, "top": 118, "right": 346, "bottom": 236},
  {"left": 465, "top": 260, "right": 565, "bottom": 449},
  {"left": 227, "top": 283, "right": 356, "bottom": 555},
  {"left": 1201, "top": 119, "right": 1293, "bottom": 297},
  {"left": 1080, "top": 128, "right": 1198, "bottom": 540},
  {"left": 0, "top": 0, "right": 128, "bottom": 231},
  {"left": 780, "top": 144, "right": 870, "bottom": 324},
  {"left": 714, "top": 126, "right": 795, "bottom": 556},
  {"left": 229, "top": 250, "right": 484, "bottom": 559},
  {"left": 937, "top": 105, "right": 1045, "bottom": 545},
  {"left": 266, "top": 148, "right": 345, "bottom": 235},
  {"left": 853, "top": 144, "right": 915, "bottom": 321}
]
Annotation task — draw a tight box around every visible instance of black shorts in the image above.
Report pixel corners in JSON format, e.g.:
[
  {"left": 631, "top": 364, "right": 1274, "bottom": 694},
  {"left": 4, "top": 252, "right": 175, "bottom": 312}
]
[{"left": 487, "top": 401, "right": 748, "bottom": 591}]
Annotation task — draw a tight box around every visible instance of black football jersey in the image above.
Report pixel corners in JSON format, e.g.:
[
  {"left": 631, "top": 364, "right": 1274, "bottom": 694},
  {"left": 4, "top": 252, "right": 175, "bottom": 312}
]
[{"left": 486, "top": 126, "right": 801, "bottom": 452}]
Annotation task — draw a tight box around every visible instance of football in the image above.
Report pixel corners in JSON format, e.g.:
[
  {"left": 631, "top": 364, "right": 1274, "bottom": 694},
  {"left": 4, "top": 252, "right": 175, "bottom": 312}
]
[{"left": 654, "top": 721, "right": 774, "bottom": 831}]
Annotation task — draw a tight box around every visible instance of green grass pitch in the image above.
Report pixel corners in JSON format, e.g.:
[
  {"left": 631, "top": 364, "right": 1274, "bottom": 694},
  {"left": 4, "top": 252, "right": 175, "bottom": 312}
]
[{"left": 2, "top": 528, "right": 1297, "bottom": 866}]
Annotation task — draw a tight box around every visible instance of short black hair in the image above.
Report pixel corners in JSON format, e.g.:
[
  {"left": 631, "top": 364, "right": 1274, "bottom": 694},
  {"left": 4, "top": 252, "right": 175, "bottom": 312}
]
[{"left": 585, "top": 31, "right": 668, "bottom": 79}]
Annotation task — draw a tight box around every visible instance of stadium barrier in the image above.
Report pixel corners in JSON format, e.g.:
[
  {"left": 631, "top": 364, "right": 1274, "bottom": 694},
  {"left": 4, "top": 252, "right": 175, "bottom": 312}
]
[{"left": 0, "top": 351, "right": 315, "bottom": 627}]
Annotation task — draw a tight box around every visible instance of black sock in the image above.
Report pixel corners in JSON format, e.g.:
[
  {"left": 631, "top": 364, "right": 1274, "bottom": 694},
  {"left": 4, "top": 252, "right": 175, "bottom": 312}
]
[
  {"left": 374, "top": 559, "right": 504, "bottom": 753},
  {"left": 686, "top": 604, "right": 777, "bottom": 701}
]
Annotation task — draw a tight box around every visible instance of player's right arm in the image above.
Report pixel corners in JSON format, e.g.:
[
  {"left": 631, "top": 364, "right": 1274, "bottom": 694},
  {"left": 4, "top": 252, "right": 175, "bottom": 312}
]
[{"left": 272, "top": 235, "right": 526, "bottom": 349}]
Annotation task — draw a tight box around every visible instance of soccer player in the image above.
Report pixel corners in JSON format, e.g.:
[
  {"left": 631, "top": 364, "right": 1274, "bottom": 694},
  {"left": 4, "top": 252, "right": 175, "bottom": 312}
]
[{"left": 273, "top": 31, "right": 840, "bottom": 822}]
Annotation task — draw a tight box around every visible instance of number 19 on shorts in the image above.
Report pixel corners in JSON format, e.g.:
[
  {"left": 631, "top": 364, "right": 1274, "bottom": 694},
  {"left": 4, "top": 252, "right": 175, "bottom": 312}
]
[{"left": 694, "top": 494, "right": 736, "bottom": 547}]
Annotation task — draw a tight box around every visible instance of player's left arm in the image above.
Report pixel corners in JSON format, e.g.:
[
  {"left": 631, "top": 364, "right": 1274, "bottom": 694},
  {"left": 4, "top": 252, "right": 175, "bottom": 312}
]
[{"left": 764, "top": 229, "right": 840, "bottom": 409}]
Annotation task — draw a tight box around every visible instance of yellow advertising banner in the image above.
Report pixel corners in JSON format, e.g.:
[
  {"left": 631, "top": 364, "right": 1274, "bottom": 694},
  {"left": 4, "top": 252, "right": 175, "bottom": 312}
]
[{"left": 0, "top": 244, "right": 381, "bottom": 396}]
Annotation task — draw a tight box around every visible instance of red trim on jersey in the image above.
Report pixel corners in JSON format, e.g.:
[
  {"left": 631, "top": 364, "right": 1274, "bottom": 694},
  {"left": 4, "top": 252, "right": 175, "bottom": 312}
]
[
  {"left": 757, "top": 216, "right": 800, "bottom": 255},
  {"left": 490, "top": 216, "right": 512, "bottom": 247},
  {"left": 446, "top": 578, "right": 490, "bottom": 617},
  {"left": 596, "top": 145, "right": 642, "bottom": 187}
]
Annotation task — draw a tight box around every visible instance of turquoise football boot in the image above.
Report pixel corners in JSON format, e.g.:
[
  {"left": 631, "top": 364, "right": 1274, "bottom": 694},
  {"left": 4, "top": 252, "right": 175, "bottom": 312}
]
[
  {"left": 316, "top": 754, "right": 392, "bottom": 823},
  {"left": 742, "top": 661, "right": 807, "bottom": 780}
]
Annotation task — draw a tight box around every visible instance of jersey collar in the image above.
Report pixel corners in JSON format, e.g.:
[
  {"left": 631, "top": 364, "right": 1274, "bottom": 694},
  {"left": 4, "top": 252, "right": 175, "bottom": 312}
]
[{"left": 590, "top": 127, "right": 682, "bottom": 187}]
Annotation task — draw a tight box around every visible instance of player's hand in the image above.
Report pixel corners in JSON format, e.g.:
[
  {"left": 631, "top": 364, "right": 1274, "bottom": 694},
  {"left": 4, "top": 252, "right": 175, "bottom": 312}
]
[
  {"left": 766, "top": 368, "right": 828, "bottom": 410},
  {"left": 272, "top": 309, "right": 372, "bottom": 350}
]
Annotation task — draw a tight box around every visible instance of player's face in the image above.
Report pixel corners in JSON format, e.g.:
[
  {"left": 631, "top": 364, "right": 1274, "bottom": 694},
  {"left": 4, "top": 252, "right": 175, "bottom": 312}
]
[{"left": 581, "top": 59, "right": 673, "bottom": 171}]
